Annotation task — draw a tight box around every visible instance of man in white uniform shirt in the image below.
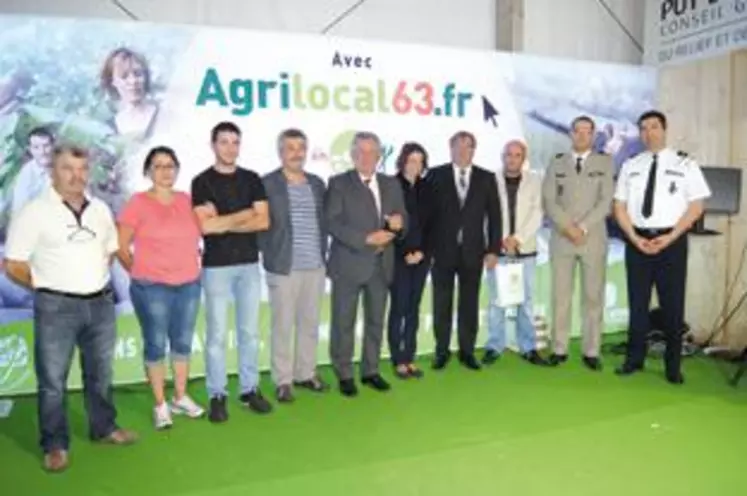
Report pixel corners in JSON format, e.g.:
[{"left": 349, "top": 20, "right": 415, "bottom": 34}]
[
  {"left": 3, "top": 145, "right": 137, "bottom": 473},
  {"left": 613, "top": 110, "right": 711, "bottom": 384}
]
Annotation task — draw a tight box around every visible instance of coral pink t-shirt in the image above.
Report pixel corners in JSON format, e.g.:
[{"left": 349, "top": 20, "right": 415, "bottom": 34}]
[{"left": 118, "top": 191, "right": 201, "bottom": 285}]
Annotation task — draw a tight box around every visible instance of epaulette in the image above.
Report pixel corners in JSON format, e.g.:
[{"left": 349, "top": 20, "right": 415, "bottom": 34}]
[
  {"left": 555, "top": 153, "right": 564, "bottom": 159},
  {"left": 677, "top": 150, "right": 688, "bottom": 157}
]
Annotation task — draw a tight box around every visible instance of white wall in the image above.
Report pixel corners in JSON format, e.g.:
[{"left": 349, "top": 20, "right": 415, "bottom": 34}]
[
  {"left": 0, "top": 0, "right": 497, "bottom": 50},
  {"left": 521, "top": 0, "right": 646, "bottom": 64}
]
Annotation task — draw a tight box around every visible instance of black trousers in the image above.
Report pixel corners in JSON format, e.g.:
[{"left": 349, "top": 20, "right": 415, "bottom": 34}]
[
  {"left": 624, "top": 229, "right": 688, "bottom": 375},
  {"left": 387, "top": 258, "right": 430, "bottom": 365},
  {"left": 431, "top": 256, "right": 482, "bottom": 357}
]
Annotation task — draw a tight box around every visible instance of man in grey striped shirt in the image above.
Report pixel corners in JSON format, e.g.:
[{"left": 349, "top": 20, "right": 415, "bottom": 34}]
[{"left": 260, "top": 129, "right": 329, "bottom": 403}]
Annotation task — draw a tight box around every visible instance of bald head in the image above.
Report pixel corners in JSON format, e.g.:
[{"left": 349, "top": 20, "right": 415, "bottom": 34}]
[{"left": 502, "top": 139, "right": 526, "bottom": 176}]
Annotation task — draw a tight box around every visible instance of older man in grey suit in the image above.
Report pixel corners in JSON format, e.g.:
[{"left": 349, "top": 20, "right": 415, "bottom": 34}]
[
  {"left": 542, "top": 115, "right": 614, "bottom": 371},
  {"left": 325, "top": 131, "right": 407, "bottom": 397}
]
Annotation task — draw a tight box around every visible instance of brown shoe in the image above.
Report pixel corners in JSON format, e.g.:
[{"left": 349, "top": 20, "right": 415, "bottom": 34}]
[
  {"left": 98, "top": 428, "right": 138, "bottom": 446},
  {"left": 43, "top": 449, "right": 68, "bottom": 473}
]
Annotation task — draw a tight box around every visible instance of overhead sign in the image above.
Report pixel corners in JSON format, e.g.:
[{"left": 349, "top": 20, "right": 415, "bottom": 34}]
[{"left": 645, "top": 0, "right": 747, "bottom": 65}]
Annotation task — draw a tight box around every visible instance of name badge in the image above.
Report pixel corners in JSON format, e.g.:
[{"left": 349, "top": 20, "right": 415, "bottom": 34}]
[
  {"left": 587, "top": 171, "right": 605, "bottom": 177},
  {"left": 665, "top": 169, "right": 685, "bottom": 177}
]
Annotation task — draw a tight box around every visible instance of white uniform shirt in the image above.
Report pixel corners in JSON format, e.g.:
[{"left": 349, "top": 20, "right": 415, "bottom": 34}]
[
  {"left": 5, "top": 187, "right": 119, "bottom": 294},
  {"left": 614, "top": 147, "right": 711, "bottom": 228}
]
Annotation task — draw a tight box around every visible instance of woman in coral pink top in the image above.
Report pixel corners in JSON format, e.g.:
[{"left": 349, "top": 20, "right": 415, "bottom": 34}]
[{"left": 117, "top": 146, "right": 208, "bottom": 429}]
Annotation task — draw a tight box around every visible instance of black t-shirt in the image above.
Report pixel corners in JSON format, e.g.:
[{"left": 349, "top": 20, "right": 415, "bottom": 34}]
[
  {"left": 505, "top": 175, "right": 521, "bottom": 235},
  {"left": 191, "top": 166, "right": 267, "bottom": 267}
]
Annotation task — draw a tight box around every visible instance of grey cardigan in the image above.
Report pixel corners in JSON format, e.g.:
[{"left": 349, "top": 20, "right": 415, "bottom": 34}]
[{"left": 259, "top": 168, "right": 328, "bottom": 275}]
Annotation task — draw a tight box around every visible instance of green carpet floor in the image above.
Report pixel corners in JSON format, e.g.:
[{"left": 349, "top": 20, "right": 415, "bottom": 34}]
[{"left": 2, "top": 346, "right": 747, "bottom": 496}]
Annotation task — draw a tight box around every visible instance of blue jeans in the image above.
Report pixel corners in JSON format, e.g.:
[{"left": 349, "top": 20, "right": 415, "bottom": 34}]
[
  {"left": 387, "top": 258, "right": 429, "bottom": 365},
  {"left": 202, "top": 263, "right": 261, "bottom": 398},
  {"left": 129, "top": 279, "right": 201, "bottom": 365},
  {"left": 33, "top": 289, "right": 118, "bottom": 453},
  {"left": 485, "top": 257, "right": 537, "bottom": 354}
]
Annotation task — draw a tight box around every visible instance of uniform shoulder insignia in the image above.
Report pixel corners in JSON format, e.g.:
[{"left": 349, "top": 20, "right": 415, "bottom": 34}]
[
  {"left": 554, "top": 153, "right": 565, "bottom": 159},
  {"left": 677, "top": 150, "right": 688, "bottom": 157}
]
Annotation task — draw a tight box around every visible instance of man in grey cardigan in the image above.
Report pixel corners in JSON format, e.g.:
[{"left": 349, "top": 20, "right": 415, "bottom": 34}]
[{"left": 260, "top": 128, "right": 329, "bottom": 403}]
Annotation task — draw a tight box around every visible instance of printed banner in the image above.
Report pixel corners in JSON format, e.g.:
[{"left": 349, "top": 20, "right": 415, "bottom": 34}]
[
  {"left": 0, "top": 15, "right": 657, "bottom": 396},
  {"left": 644, "top": 0, "right": 747, "bottom": 65}
]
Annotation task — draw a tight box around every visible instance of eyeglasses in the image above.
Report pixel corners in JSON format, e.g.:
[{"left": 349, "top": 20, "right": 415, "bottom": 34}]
[{"left": 66, "top": 224, "right": 97, "bottom": 243}]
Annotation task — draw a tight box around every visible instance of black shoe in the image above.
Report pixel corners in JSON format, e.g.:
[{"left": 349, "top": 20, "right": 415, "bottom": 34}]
[
  {"left": 276, "top": 384, "right": 295, "bottom": 403},
  {"left": 582, "top": 356, "right": 603, "bottom": 371},
  {"left": 548, "top": 353, "right": 568, "bottom": 367},
  {"left": 522, "top": 350, "right": 550, "bottom": 366},
  {"left": 615, "top": 363, "right": 644, "bottom": 376},
  {"left": 239, "top": 389, "right": 273, "bottom": 414},
  {"left": 294, "top": 376, "right": 329, "bottom": 393},
  {"left": 459, "top": 354, "right": 481, "bottom": 371},
  {"left": 208, "top": 395, "right": 228, "bottom": 424},
  {"left": 361, "top": 374, "right": 391, "bottom": 392},
  {"left": 666, "top": 372, "right": 685, "bottom": 385},
  {"left": 482, "top": 349, "right": 501, "bottom": 365},
  {"left": 432, "top": 352, "right": 451, "bottom": 370},
  {"left": 339, "top": 379, "right": 358, "bottom": 397},
  {"left": 394, "top": 365, "right": 411, "bottom": 380}
]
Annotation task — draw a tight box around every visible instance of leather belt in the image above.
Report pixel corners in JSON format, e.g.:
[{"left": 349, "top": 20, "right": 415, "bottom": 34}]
[{"left": 36, "top": 287, "right": 112, "bottom": 300}]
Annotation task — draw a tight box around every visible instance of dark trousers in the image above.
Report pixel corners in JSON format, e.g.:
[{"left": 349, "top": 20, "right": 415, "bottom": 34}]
[
  {"left": 387, "top": 258, "right": 430, "bottom": 365},
  {"left": 329, "top": 260, "right": 389, "bottom": 380},
  {"left": 432, "top": 256, "right": 482, "bottom": 357},
  {"left": 624, "top": 232, "right": 688, "bottom": 375},
  {"left": 33, "top": 289, "right": 118, "bottom": 453}
]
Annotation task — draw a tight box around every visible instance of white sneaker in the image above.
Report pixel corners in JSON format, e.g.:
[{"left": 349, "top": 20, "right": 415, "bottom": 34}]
[
  {"left": 171, "top": 395, "right": 205, "bottom": 419},
  {"left": 153, "top": 402, "right": 173, "bottom": 430}
]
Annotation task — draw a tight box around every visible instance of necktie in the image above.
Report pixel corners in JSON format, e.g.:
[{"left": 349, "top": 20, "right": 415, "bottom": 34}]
[
  {"left": 575, "top": 157, "right": 582, "bottom": 174},
  {"left": 363, "top": 178, "right": 379, "bottom": 218},
  {"left": 458, "top": 168, "right": 467, "bottom": 205},
  {"left": 641, "top": 154, "right": 658, "bottom": 219}
]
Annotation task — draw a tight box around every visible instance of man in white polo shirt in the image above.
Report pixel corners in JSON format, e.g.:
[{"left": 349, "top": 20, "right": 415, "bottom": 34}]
[{"left": 3, "top": 144, "right": 137, "bottom": 473}]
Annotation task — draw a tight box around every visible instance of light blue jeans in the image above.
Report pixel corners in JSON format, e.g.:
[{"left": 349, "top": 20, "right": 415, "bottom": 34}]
[
  {"left": 485, "top": 257, "right": 537, "bottom": 354},
  {"left": 202, "top": 263, "right": 261, "bottom": 398}
]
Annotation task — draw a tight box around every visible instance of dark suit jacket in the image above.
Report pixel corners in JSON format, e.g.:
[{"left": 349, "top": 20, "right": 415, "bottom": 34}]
[
  {"left": 324, "top": 170, "right": 407, "bottom": 285},
  {"left": 427, "top": 163, "right": 502, "bottom": 269},
  {"left": 394, "top": 173, "right": 434, "bottom": 258}
]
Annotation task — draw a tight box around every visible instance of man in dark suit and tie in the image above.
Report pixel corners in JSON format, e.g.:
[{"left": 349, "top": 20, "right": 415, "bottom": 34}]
[
  {"left": 325, "top": 131, "right": 407, "bottom": 396},
  {"left": 428, "top": 131, "right": 502, "bottom": 370}
]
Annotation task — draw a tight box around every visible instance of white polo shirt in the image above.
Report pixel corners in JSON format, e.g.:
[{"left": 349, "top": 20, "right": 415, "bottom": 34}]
[
  {"left": 614, "top": 147, "right": 711, "bottom": 229},
  {"left": 5, "top": 187, "right": 119, "bottom": 294}
]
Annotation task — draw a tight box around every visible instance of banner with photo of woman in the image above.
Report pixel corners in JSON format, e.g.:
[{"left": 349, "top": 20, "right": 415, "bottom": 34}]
[{"left": 0, "top": 15, "right": 657, "bottom": 395}]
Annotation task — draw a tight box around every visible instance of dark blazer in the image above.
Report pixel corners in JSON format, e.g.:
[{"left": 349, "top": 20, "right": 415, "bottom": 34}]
[
  {"left": 259, "top": 168, "right": 327, "bottom": 275},
  {"left": 427, "top": 163, "right": 502, "bottom": 269},
  {"left": 395, "top": 172, "right": 434, "bottom": 258},
  {"left": 324, "top": 170, "right": 407, "bottom": 285}
]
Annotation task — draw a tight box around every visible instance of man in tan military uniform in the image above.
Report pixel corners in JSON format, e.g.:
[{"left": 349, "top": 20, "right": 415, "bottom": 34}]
[{"left": 542, "top": 115, "right": 614, "bottom": 370}]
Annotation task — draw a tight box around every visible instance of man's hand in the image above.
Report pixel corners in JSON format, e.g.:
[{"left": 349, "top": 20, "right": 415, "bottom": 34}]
[
  {"left": 194, "top": 202, "right": 217, "bottom": 219},
  {"left": 630, "top": 234, "right": 654, "bottom": 255},
  {"left": 484, "top": 253, "right": 499, "bottom": 269},
  {"left": 366, "top": 230, "right": 395, "bottom": 248},
  {"left": 405, "top": 251, "right": 424, "bottom": 265},
  {"left": 564, "top": 225, "right": 586, "bottom": 246},
  {"left": 648, "top": 232, "right": 677, "bottom": 255},
  {"left": 503, "top": 236, "right": 520, "bottom": 255},
  {"left": 385, "top": 213, "right": 403, "bottom": 232}
]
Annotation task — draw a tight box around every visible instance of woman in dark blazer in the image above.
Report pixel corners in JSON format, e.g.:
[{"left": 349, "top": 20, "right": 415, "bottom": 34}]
[{"left": 387, "top": 142, "right": 433, "bottom": 379}]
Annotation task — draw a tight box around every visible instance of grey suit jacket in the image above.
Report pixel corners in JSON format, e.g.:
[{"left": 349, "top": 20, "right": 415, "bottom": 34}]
[
  {"left": 259, "top": 168, "right": 327, "bottom": 275},
  {"left": 324, "top": 170, "right": 407, "bottom": 285},
  {"left": 541, "top": 152, "right": 614, "bottom": 254}
]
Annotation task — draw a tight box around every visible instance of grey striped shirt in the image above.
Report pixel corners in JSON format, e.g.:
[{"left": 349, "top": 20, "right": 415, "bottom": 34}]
[{"left": 289, "top": 182, "right": 323, "bottom": 270}]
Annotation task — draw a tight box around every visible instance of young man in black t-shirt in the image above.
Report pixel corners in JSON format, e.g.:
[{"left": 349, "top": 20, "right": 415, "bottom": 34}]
[{"left": 191, "top": 121, "right": 272, "bottom": 422}]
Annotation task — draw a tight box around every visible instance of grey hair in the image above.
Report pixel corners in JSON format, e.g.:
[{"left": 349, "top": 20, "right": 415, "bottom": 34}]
[
  {"left": 350, "top": 131, "right": 382, "bottom": 155},
  {"left": 276, "top": 128, "right": 307, "bottom": 155}
]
